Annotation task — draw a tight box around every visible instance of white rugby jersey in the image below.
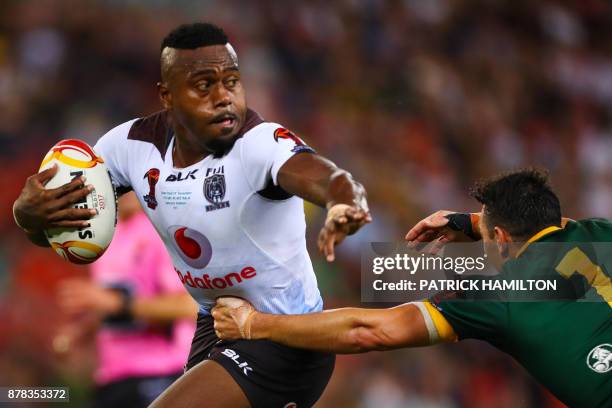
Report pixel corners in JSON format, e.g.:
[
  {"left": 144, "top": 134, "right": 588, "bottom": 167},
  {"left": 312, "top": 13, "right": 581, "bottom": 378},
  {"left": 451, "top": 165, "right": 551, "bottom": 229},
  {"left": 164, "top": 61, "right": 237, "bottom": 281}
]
[{"left": 94, "top": 109, "right": 323, "bottom": 315}]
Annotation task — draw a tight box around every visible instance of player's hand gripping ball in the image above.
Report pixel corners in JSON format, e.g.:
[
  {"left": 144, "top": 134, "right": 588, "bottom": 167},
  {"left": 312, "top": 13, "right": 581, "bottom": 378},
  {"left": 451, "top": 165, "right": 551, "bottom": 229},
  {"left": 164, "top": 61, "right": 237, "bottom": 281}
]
[{"left": 39, "top": 139, "right": 117, "bottom": 264}]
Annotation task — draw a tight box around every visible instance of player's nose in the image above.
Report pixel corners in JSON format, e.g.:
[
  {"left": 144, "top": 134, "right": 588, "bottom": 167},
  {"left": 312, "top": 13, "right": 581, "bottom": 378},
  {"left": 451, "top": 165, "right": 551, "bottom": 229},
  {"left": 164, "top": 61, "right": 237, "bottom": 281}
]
[{"left": 212, "top": 82, "right": 232, "bottom": 108}]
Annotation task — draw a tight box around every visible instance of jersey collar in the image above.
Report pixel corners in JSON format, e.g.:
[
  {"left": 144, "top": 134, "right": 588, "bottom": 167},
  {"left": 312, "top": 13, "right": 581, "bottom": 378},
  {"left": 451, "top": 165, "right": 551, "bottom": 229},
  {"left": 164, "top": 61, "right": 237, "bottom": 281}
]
[{"left": 516, "top": 225, "right": 563, "bottom": 257}]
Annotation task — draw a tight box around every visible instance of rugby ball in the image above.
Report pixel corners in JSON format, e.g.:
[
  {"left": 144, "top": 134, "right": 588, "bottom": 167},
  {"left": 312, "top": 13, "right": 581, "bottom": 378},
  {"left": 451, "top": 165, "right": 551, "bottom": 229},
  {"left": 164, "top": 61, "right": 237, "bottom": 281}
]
[{"left": 39, "top": 139, "right": 117, "bottom": 264}]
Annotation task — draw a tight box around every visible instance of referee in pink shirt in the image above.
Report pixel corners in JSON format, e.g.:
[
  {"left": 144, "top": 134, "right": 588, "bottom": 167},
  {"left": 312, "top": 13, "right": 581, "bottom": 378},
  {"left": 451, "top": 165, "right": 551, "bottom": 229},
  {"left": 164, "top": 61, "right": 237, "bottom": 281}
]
[{"left": 55, "top": 192, "right": 198, "bottom": 407}]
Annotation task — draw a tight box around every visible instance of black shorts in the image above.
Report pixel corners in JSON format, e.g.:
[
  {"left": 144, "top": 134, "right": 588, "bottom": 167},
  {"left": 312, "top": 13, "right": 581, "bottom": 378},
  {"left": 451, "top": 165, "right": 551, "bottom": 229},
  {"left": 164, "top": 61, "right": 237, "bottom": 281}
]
[
  {"left": 93, "top": 372, "right": 182, "bottom": 408},
  {"left": 185, "top": 314, "right": 335, "bottom": 408}
]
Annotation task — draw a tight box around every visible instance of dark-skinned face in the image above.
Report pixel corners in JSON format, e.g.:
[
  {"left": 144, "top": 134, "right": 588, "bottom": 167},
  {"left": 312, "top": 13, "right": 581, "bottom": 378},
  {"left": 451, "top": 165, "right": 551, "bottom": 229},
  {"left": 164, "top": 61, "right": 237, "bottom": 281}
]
[{"left": 158, "top": 44, "right": 247, "bottom": 156}]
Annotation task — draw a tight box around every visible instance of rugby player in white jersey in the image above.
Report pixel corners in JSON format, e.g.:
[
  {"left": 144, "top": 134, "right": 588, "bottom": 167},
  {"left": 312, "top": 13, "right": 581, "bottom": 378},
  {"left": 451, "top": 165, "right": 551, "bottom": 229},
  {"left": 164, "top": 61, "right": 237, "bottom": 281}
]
[{"left": 12, "top": 23, "right": 370, "bottom": 408}]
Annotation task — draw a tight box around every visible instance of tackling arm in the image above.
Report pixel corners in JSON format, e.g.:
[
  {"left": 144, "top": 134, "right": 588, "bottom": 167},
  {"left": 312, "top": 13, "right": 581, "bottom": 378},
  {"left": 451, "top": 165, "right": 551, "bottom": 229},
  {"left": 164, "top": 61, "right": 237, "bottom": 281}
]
[
  {"left": 251, "top": 304, "right": 430, "bottom": 353},
  {"left": 212, "top": 298, "right": 454, "bottom": 354},
  {"left": 405, "top": 210, "right": 573, "bottom": 247}
]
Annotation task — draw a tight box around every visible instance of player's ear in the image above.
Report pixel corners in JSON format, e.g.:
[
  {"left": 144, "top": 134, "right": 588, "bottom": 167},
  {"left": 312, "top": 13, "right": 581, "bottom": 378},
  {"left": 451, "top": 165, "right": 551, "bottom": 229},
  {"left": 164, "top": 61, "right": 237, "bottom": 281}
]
[
  {"left": 493, "top": 226, "right": 511, "bottom": 258},
  {"left": 158, "top": 82, "right": 172, "bottom": 110}
]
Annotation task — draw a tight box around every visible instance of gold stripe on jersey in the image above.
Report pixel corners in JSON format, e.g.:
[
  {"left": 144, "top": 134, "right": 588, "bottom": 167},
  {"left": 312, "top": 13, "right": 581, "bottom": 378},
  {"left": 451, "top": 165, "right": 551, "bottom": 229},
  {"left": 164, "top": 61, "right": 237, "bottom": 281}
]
[
  {"left": 422, "top": 301, "right": 458, "bottom": 343},
  {"left": 556, "top": 247, "right": 612, "bottom": 307},
  {"left": 516, "top": 225, "right": 563, "bottom": 257}
]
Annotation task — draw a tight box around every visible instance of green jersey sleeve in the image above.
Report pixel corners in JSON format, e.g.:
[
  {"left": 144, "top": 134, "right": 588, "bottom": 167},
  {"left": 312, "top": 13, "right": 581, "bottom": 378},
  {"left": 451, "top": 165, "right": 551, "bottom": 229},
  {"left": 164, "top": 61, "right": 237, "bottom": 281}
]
[{"left": 429, "top": 290, "right": 509, "bottom": 347}]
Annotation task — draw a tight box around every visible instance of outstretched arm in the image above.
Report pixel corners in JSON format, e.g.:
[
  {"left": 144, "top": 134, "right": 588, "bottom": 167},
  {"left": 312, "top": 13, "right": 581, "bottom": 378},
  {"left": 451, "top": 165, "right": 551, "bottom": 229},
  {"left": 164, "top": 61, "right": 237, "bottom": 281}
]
[
  {"left": 212, "top": 298, "right": 444, "bottom": 354},
  {"left": 278, "top": 153, "right": 370, "bottom": 261},
  {"left": 404, "top": 209, "right": 572, "bottom": 250},
  {"left": 405, "top": 210, "right": 482, "bottom": 247}
]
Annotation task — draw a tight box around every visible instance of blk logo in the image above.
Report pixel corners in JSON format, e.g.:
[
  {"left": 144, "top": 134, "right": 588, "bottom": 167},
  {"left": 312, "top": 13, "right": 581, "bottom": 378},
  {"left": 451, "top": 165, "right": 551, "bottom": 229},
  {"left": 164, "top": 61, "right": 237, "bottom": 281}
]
[
  {"left": 143, "top": 168, "right": 160, "bottom": 209},
  {"left": 166, "top": 169, "right": 198, "bottom": 182},
  {"left": 221, "top": 349, "right": 253, "bottom": 376},
  {"left": 168, "top": 225, "right": 212, "bottom": 269}
]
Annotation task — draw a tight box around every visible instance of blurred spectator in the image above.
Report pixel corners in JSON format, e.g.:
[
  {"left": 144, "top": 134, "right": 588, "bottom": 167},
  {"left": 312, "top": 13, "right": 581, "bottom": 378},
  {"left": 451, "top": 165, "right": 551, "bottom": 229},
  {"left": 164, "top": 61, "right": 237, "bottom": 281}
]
[{"left": 54, "top": 192, "right": 197, "bottom": 407}]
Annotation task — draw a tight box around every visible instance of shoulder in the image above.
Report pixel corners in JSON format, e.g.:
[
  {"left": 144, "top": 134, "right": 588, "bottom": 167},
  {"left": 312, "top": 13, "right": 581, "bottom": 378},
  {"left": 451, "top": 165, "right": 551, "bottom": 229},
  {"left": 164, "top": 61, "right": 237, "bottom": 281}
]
[
  {"left": 240, "top": 117, "right": 283, "bottom": 144},
  {"left": 551, "top": 218, "right": 612, "bottom": 242},
  {"left": 239, "top": 119, "right": 314, "bottom": 157},
  {"left": 95, "top": 111, "right": 173, "bottom": 158},
  {"left": 573, "top": 218, "right": 612, "bottom": 233},
  {"left": 242, "top": 120, "right": 302, "bottom": 143},
  {"left": 246, "top": 121, "right": 283, "bottom": 137},
  {"left": 95, "top": 117, "right": 138, "bottom": 147},
  {"left": 239, "top": 122, "right": 283, "bottom": 151},
  {"left": 127, "top": 110, "right": 173, "bottom": 157}
]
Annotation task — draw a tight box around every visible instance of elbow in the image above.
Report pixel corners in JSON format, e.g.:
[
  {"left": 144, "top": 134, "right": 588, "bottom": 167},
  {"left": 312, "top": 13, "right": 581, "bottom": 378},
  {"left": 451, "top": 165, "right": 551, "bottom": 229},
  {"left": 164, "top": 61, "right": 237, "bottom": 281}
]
[
  {"left": 328, "top": 169, "right": 354, "bottom": 191},
  {"left": 328, "top": 170, "right": 368, "bottom": 204},
  {"left": 330, "top": 170, "right": 364, "bottom": 192}
]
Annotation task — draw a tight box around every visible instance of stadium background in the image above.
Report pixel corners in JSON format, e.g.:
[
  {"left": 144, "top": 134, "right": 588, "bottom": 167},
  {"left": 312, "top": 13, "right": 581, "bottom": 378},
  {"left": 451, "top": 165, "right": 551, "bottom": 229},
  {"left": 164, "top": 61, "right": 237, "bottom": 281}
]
[{"left": 1, "top": 0, "right": 611, "bottom": 406}]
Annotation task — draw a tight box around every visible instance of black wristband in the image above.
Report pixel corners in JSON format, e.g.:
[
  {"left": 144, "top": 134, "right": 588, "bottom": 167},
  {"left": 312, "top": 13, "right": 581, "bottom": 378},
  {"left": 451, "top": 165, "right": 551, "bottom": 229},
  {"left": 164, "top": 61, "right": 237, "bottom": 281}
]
[
  {"left": 103, "top": 286, "right": 134, "bottom": 325},
  {"left": 445, "top": 213, "right": 478, "bottom": 241}
]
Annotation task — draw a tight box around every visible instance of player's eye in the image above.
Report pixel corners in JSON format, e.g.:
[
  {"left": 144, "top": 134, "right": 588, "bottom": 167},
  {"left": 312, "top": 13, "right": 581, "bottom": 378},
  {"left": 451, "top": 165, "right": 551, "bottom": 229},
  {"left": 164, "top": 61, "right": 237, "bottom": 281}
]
[
  {"left": 225, "top": 78, "right": 239, "bottom": 88},
  {"left": 196, "top": 81, "right": 211, "bottom": 91}
]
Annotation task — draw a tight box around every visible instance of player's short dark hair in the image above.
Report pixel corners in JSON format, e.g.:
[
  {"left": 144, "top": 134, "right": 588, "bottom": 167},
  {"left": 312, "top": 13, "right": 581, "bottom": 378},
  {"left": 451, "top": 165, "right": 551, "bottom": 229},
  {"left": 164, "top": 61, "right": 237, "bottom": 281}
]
[
  {"left": 161, "top": 22, "right": 228, "bottom": 51},
  {"left": 470, "top": 168, "right": 562, "bottom": 240}
]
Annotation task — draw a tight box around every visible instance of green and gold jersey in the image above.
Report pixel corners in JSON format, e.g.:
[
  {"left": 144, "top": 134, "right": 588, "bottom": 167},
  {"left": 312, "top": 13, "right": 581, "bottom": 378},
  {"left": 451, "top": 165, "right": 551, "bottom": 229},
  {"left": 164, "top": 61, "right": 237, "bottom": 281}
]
[{"left": 426, "top": 219, "right": 612, "bottom": 408}]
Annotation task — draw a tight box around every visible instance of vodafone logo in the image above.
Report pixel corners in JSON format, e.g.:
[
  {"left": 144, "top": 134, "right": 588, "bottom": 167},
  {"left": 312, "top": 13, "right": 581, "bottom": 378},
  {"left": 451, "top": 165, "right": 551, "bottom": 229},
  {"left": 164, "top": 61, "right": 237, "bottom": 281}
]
[
  {"left": 168, "top": 225, "right": 212, "bottom": 269},
  {"left": 175, "top": 266, "right": 257, "bottom": 290}
]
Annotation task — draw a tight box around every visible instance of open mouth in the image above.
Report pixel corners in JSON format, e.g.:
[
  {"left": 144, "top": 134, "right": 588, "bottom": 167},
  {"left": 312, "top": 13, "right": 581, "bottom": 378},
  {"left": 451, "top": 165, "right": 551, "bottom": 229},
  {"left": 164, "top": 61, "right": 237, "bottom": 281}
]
[{"left": 210, "top": 112, "right": 238, "bottom": 128}]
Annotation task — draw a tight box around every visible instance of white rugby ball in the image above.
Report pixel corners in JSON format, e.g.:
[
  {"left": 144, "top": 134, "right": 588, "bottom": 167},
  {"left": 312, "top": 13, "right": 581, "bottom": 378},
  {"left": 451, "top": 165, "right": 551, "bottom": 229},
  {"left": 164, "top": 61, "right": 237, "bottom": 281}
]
[{"left": 39, "top": 139, "right": 117, "bottom": 264}]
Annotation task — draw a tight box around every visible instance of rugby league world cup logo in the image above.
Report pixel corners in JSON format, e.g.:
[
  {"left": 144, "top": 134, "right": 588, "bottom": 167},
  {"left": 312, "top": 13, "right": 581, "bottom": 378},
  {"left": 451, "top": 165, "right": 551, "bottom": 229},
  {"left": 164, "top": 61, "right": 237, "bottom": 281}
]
[{"left": 143, "top": 168, "right": 160, "bottom": 209}]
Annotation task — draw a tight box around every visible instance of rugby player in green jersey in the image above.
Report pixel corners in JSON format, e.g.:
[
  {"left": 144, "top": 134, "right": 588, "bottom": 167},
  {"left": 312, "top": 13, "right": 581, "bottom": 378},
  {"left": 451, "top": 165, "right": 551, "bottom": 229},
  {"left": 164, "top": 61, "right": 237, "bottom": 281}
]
[{"left": 212, "top": 169, "right": 612, "bottom": 408}]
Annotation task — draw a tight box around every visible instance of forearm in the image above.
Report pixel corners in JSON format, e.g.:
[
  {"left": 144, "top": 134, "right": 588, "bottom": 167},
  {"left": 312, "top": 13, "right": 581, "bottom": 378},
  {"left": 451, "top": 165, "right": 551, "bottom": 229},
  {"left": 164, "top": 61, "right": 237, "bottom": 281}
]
[
  {"left": 14, "top": 202, "right": 50, "bottom": 247},
  {"left": 326, "top": 170, "right": 368, "bottom": 209},
  {"left": 250, "top": 309, "right": 375, "bottom": 353},
  {"left": 277, "top": 155, "right": 367, "bottom": 209},
  {"left": 250, "top": 305, "right": 428, "bottom": 354}
]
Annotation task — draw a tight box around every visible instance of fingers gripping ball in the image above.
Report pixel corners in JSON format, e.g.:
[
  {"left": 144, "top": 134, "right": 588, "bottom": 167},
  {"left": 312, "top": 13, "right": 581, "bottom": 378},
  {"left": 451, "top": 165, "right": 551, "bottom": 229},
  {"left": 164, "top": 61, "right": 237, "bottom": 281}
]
[{"left": 39, "top": 139, "right": 117, "bottom": 264}]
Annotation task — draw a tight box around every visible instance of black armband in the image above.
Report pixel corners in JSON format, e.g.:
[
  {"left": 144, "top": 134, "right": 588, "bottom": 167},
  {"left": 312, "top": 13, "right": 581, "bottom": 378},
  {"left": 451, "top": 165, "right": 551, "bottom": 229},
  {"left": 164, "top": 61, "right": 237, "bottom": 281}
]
[{"left": 445, "top": 213, "right": 479, "bottom": 241}]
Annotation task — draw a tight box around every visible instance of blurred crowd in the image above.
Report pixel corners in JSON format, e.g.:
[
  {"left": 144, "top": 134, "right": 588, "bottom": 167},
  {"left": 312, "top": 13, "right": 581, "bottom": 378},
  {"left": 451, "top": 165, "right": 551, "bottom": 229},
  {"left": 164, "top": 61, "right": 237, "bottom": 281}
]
[{"left": 1, "top": 0, "right": 611, "bottom": 406}]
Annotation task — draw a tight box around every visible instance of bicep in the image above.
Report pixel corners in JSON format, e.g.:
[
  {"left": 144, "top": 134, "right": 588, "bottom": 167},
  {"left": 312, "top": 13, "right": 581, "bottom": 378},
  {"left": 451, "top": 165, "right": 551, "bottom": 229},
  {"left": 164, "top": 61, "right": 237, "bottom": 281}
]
[
  {"left": 240, "top": 123, "right": 317, "bottom": 191},
  {"left": 276, "top": 153, "right": 337, "bottom": 206}
]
